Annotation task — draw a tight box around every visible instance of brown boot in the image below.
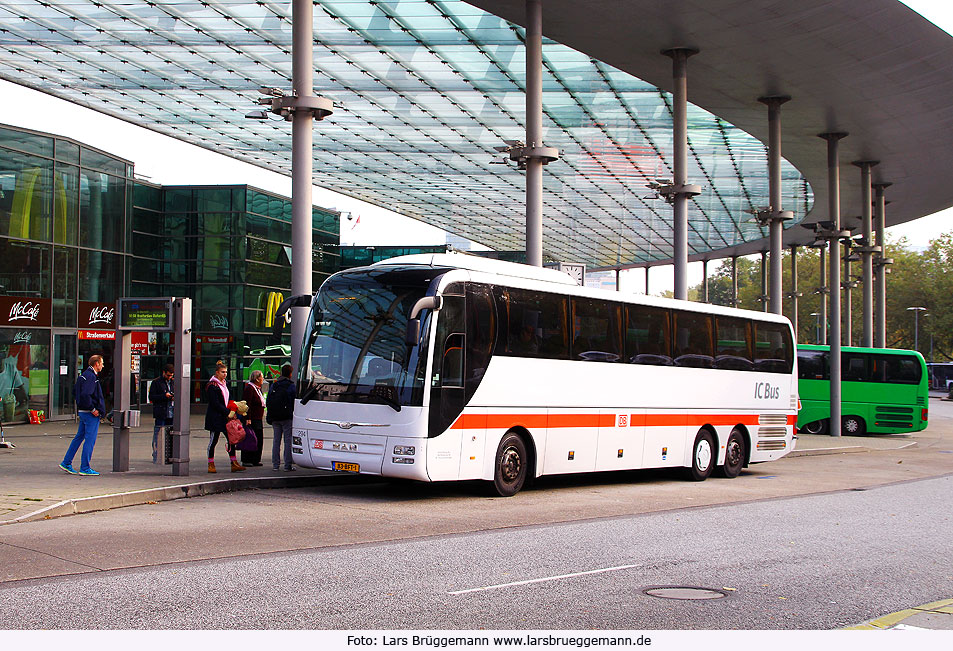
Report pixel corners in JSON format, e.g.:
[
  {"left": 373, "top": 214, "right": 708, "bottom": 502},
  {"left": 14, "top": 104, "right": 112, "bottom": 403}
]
[
  {"left": 231, "top": 460, "right": 246, "bottom": 472},
  {"left": 208, "top": 461, "right": 216, "bottom": 473}
]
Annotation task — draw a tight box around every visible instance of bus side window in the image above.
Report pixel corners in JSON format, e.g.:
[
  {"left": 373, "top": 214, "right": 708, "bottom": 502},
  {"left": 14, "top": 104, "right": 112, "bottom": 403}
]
[
  {"left": 441, "top": 333, "right": 465, "bottom": 388},
  {"left": 673, "top": 310, "right": 714, "bottom": 368},
  {"left": 626, "top": 305, "right": 672, "bottom": 366}
]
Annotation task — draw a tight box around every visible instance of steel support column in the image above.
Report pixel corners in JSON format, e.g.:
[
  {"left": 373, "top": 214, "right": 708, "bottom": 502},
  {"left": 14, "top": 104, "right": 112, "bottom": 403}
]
[
  {"left": 874, "top": 183, "right": 892, "bottom": 348},
  {"left": 760, "top": 251, "right": 769, "bottom": 312},
  {"left": 645, "top": 267, "right": 650, "bottom": 295},
  {"left": 731, "top": 256, "right": 738, "bottom": 307},
  {"left": 662, "top": 48, "right": 700, "bottom": 300},
  {"left": 820, "top": 132, "right": 848, "bottom": 437},
  {"left": 701, "top": 259, "right": 708, "bottom": 303},
  {"left": 843, "top": 253, "right": 853, "bottom": 346},
  {"left": 517, "top": 0, "right": 559, "bottom": 267},
  {"left": 759, "top": 96, "right": 793, "bottom": 314},
  {"left": 817, "top": 246, "right": 828, "bottom": 346},
  {"left": 853, "top": 161, "right": 878, "bottom": 347},
  {"left": 525, "top": 0, "right": 543, "bottom": 267},
  {"left": 788, "top": 245, "right": 802, "bottom": 339}
]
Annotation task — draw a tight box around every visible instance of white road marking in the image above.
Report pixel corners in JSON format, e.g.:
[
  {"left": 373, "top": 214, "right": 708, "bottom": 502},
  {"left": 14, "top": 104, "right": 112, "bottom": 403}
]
[{"left": 447, "top": 564, "right": 640, "bottom": 595}]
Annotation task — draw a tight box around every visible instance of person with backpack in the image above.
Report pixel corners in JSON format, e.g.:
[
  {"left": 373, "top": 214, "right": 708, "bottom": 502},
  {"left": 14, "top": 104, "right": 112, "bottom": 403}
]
[{"left": 267, "top": 362, "right": 296, "bottom": 471}]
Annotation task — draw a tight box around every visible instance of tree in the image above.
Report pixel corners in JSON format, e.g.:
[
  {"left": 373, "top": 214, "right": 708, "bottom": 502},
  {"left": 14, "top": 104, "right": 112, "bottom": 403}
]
[{"left": 685, "top": 231, "right": 953, "bottom": 357}]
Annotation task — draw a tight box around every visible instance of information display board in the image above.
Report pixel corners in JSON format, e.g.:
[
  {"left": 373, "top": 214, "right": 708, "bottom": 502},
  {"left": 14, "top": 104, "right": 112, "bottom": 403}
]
[{"left": 118, "top": 297, "right": 174, "bottom": 331}]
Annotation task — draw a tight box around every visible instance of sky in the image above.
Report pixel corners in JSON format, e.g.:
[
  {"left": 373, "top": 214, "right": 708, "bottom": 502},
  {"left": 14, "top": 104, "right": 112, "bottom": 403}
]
[{"left": 0, "top": 0, "right": 950, "bottom": 295}]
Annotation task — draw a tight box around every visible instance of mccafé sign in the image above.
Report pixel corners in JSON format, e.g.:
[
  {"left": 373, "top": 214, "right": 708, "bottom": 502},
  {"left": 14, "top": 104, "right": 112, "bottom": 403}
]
[
  {"left": 79, "top": 301, "right": 116, "bottom": 329},
  {"left": 0, "top": 296, "right": 51, "bottom": 327}
]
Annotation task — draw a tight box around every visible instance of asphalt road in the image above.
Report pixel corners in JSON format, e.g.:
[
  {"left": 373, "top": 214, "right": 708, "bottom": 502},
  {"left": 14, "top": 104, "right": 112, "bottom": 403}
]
[{"left": 2, "top": 474, "right": 952, "bottom": 630}]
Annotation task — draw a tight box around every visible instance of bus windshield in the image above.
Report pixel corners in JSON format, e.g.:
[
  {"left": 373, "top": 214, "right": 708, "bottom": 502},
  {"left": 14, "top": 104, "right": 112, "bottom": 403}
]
[{"left": 298, "top": 267, "right": 439, "bottom": 409}]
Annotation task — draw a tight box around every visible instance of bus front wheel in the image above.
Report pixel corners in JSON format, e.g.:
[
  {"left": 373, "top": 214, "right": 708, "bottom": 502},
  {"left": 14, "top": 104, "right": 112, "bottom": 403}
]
[
  {"left": 686, "top": 429, "right": 715, "bottom": 482},
  {"left": 490, "top": 432, "right": 528, "bottom": 497},
  {"left": 717, "top": 428, "right": 746, "bottom": 479},
  {"left": 842, "top": 415, "right": 866, "bottom": 436},
  {"left": 802, "top": 419, "right": 828, "bottom": 435}
]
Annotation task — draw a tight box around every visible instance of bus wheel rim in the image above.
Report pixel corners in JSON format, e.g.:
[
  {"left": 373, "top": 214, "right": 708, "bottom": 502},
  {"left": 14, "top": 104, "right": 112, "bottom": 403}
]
[
  {"left": 696, "top": 439, "right": 712, "bottom": 471},
  {"left": 501, "top": 447, "right": 522, "bottom": 483},
  {"left": 726, "top": 439, "right": 742, "bottom": 466}
]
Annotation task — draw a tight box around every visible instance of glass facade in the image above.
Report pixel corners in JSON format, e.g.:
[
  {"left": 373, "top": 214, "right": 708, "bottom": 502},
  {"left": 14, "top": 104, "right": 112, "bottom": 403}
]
[
  {"left": 0, "top": 123, "right": 340, "bottom": 423},
  {"left": 130, "top": 185, "right": 339, "bottom": 400},
  {"left": 0, "top": 123, "right": 134, "bottom": 423}
]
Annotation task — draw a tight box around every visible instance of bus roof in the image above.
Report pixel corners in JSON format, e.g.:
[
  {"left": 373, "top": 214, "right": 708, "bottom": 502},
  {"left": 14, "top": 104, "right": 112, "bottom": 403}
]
[
  {"left": 370, "top": 253, "right": 579, "bottom": 285},
  {"left": 365, "top": 253, "right": 792, "bottom": 325}
]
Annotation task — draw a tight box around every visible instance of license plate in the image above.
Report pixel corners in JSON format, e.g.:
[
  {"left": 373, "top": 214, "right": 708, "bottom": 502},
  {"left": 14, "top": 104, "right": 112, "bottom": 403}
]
[{"left": 332, "top": 461, "right": 360, "bottom": 473}]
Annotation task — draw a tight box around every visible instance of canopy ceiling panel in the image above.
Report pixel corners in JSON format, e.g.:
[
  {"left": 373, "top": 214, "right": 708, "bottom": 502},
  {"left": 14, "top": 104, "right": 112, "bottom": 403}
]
[{"left": 6, "top": 0, "right": 897, "bottom": 268}]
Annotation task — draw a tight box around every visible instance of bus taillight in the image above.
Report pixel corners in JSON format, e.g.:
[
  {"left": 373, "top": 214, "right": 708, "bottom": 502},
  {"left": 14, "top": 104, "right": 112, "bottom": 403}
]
[{"left": 922, "top": 408, "right": 929, "bottom": 422}]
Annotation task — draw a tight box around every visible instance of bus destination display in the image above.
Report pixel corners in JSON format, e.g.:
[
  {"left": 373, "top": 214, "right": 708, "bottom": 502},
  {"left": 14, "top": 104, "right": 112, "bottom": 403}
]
[{"left": 119, "top": 298, "right": 173, "bottom": 330}]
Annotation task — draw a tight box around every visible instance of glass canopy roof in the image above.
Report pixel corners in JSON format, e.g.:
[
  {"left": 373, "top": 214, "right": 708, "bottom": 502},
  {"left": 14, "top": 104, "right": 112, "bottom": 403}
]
[{"left": 0, "top": 0, "right": 812, "bottom": 268}]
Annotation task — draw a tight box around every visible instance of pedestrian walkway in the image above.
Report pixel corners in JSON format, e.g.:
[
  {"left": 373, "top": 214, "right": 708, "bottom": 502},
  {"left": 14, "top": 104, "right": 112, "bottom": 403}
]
[
  {"left": 0, "top": 403, "right": 934, "bottom": 525},
  {"left": 845, "top": 599, "right": 953, "bottom": 630},
  {"left": 0, "top": 414, "right": 341, "bottom": 524}
]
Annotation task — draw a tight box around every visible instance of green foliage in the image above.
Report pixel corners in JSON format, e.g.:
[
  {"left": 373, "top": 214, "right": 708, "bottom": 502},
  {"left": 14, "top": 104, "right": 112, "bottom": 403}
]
[{"left": 688, "top": 233, "right": 953, "bottom": 360}]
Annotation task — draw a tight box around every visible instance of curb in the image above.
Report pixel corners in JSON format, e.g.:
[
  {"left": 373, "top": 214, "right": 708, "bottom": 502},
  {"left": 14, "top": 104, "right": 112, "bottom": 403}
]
[
  {"left": 788, "top": 446, "right": 867, "bottom": 457},
  {"left": 844, "top": 598, "right": 953, "bottom": 630},
  {"left": 2, "top": 473, "right": 363, "bottom": 525}
]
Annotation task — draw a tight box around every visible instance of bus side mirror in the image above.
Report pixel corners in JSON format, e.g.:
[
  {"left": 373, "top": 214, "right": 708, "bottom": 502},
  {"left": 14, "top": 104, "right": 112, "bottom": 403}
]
[
  {"left": 405, "top": 296, "right": 443, "bottom": 345},
  {"left": 271, "top": 294, "right": 313, "bottom": 341},
  {"left": 405, "top": 320, "right": 420, "bottom": 346}
]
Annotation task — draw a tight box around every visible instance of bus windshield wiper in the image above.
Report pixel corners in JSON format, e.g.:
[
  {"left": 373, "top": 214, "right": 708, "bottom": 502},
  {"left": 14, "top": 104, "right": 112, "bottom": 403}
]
[
  {"left": 336, "top": 390, "right": 402, "bottom": 412},
  {"left": 299, "top": 381, "right": 338, "bottom": 405}
]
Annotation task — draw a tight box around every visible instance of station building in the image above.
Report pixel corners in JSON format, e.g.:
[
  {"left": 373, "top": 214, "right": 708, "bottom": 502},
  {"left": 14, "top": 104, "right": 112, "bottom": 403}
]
[{"left": 0, "top": 123, "right": 340, "bottom": 424}]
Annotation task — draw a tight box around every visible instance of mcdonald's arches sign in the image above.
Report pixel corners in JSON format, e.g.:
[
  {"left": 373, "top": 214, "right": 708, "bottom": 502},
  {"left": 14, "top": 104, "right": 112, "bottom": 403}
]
[{"left": 260, "top": 291, "right": 285, "bottom": 329}]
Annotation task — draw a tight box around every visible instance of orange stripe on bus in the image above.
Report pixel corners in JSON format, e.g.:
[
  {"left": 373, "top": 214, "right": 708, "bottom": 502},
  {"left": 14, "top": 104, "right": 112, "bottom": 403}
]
[{"left": 451, "top": 412, "right": 791, "bottom": 430}]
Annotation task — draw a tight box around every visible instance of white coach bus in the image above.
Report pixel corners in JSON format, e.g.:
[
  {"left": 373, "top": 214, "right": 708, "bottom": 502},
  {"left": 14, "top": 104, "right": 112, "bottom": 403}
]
[{"left": 292, "top": 254, "right": 797, "bottom": 496}]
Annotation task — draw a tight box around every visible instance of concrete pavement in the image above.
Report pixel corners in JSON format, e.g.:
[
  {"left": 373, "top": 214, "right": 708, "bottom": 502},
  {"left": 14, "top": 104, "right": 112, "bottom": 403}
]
[
  {"left": 1, "top": 393, "right": 952, "bottom": 630},
  {"left": 0, "top": 396, "right": 940, "bottom": 525}
]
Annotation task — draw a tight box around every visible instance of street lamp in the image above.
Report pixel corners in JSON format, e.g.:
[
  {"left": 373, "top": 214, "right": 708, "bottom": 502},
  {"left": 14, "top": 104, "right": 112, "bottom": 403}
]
[
  {"left": 810, "top": 312, "right": 821, "bottom": 344},
  {"left": 907, "top": 306, "right": 926, "bottom": 351}
]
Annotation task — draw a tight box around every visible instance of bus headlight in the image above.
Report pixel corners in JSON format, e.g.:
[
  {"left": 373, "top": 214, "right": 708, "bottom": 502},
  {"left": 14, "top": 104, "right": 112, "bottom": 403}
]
[
  {"left": 292, "top": 436, "right": 303, "bottom": 446},
  {"left": 393, "top": 445, "right": 415, "bottom": 456}
]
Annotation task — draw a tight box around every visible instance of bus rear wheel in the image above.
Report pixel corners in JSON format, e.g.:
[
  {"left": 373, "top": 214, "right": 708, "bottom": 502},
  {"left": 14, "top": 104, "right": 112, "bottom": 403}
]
[
  {"left": 490, "top": 432, "right": 528, "bottom": 497},
  {"left": 842, "top": 415, "right": 866, "bottom": 436},
  {"left": 717, "top": 428, "right": 746, "bottom": 479},
  {"left": 686, "top": 429, "right": 715, "bottom": 482}
]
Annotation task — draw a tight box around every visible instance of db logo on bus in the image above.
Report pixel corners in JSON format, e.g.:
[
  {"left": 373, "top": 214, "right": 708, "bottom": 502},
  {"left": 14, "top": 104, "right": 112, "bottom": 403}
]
[{"left": 754, "top": 382, "right": 780, "bottom": 400}]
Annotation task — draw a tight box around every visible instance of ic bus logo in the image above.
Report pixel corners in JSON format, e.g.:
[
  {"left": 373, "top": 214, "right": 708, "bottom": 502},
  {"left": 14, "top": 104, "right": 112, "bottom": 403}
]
[
  {"left": 8, "top": 301, "right": 40, "bottom": 323},
  {"left": 88, "top": 306, "right": 114, "bottom": 326}
]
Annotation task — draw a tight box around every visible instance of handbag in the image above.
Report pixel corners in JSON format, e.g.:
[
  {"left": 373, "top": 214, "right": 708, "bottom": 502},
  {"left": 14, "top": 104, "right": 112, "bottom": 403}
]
[
  {"left": 237, "top": 424, "right": 258, "bottom": 452},
  {"left": 225, "top": 418, "right": 246, "bottom": 445}
]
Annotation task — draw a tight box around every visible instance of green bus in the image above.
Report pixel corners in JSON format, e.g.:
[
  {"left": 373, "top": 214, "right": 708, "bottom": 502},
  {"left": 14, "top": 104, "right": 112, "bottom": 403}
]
[{"left": 797, "top": 344, "right": 928, "bottom": 435}]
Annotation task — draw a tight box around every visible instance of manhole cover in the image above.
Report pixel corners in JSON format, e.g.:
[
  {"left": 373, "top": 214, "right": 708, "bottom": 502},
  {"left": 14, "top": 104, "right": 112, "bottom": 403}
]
[{"left": 643, "top": 586, "right": 727, "bottom": 600}]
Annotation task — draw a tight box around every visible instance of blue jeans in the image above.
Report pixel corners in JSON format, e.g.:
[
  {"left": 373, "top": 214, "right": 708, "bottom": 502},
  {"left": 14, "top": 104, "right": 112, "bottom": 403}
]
[
  {"left": 63, "top": 412, "right": 100, "bottom": 473},
  {"left": 271, "top": 420, "right": 293, "bottom": 469}
]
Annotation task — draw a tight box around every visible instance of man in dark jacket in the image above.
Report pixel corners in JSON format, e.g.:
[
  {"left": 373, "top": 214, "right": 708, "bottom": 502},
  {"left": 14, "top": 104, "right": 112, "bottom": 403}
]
[
  {"left": 59, "top": 355, "right": 106, "bottom": 476},
  {"left": 148, "top": 364, "right": 174, "bottom": 463},
  {"left": 267, "top": 363, "right": 297, "bottom": 471}
]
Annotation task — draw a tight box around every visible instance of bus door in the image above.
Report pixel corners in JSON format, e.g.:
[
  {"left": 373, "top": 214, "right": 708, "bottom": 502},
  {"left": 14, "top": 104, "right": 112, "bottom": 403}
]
[{"left": 428, "top": 289, "right": 466, "bottom": 480}]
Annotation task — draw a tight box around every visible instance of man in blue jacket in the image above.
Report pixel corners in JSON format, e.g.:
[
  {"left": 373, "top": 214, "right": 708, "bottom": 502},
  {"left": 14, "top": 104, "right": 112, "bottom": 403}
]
[{"left": 59, "top": 355, "right": 106, "bottom": 476}]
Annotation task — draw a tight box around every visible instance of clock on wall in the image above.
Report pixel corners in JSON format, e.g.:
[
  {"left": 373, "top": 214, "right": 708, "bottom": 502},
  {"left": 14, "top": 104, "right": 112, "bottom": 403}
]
[{"left": 546, "top": 262, "right": 586, "bottom": 285}]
